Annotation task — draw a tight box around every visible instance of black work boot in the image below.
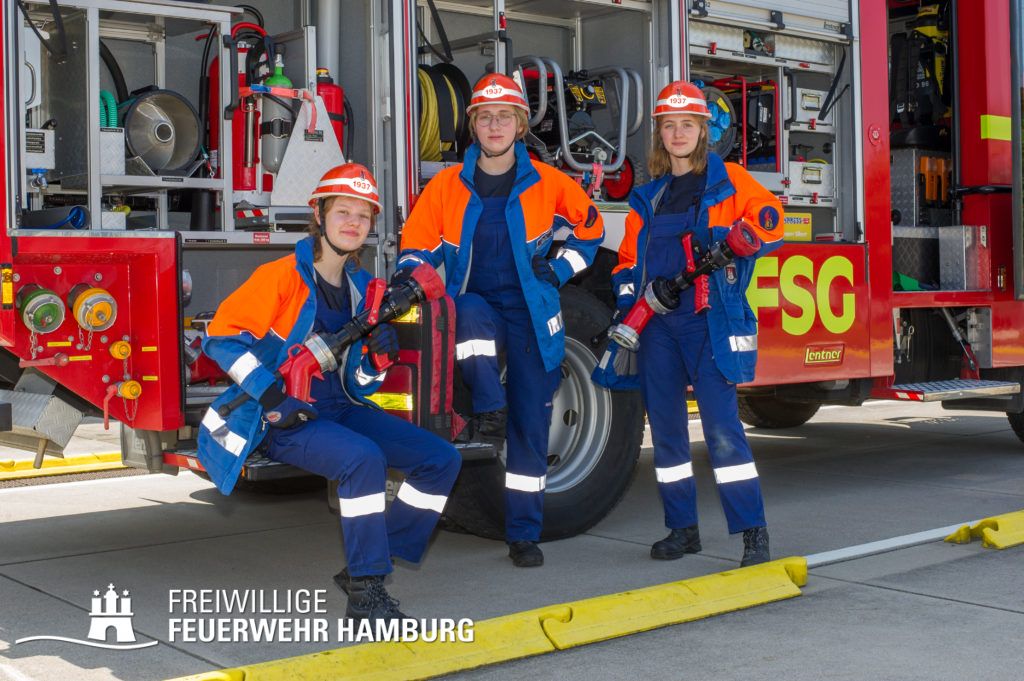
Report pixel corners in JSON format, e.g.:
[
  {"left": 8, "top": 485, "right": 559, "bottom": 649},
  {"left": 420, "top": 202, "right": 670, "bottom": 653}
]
[
  {"left": 650, "top": 525, "right": 702, "bottom": 560},
  {"left": 333, "top": 567, "right": 352, "bottom": 595},
  {"left": 344, "top": 575, "right": 408, "bottom": 622},
  {"left": 508, "top": 540, "right": 544, "bottom": 568},
  {"left": 740, "top": 526, "right": 771, "bottom": 567},
  {"left": 474, "top": 409, "right": 508, "bottom": 446}
]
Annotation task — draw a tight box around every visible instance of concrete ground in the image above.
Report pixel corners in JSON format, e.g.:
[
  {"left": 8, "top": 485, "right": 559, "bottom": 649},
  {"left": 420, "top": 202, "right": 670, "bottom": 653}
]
[{"left": 0, "top": 402, "right": 1022, "bottom": 680}]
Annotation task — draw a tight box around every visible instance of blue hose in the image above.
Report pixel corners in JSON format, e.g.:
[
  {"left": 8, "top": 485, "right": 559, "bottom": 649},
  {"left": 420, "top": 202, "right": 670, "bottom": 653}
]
[{"left": 33, "top": 206, "right": 89, "bottom": 230}]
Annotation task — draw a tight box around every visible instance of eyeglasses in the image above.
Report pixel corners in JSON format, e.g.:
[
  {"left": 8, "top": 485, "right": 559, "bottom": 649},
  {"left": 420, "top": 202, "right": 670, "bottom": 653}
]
[{"left": 476, "top": 112, "right": 517, "bottom": 128}]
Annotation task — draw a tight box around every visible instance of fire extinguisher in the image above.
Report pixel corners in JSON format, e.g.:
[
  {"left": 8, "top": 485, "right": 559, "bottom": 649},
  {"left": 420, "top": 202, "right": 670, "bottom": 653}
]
[
  {"left": 316, "top": 67, "right": 345, "bottom": 154},
  {"left": 205, "top": 23, "right": 269, "bottom": 192}
]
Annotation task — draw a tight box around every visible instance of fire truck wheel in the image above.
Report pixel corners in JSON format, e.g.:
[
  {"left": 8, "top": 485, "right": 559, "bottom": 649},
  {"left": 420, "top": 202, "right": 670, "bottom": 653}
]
[
  {"left": 737, "top": 394, "right": 822, "bottom": 429},
  {"left": 1008, "top": 411, "right": 1024, "bottom": 445},
  {"left": 443, "top": 285, "right": 645, "bottom": 541}
]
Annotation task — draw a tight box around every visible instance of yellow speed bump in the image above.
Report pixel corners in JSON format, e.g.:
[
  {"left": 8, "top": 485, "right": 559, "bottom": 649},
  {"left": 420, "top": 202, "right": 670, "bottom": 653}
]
[
  {"left": 170, "top": 558, "right": 806, "bottom": 681},
  {"left": 543, "top": 556, "right": 806, "bottom": 649},
  {"left": 945, "top": 510, "right": 1024, "bottom": 549},
  {"left": 0, "top": 452, "right": 124, "bottom": 480}
]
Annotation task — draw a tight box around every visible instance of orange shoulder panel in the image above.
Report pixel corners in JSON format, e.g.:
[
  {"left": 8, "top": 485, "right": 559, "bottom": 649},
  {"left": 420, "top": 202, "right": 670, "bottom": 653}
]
[
  {"left": 208, "top": 253, "right": 309, "bottom": 341},
  {"left": 524, "top": 161, "right": 603, "bottom": 242},
  {"left": 402, "top": 166, "right": 470, "bottom": 249},
  {"left": 710, "top": 163, "right": 785, "bottom": 244}
]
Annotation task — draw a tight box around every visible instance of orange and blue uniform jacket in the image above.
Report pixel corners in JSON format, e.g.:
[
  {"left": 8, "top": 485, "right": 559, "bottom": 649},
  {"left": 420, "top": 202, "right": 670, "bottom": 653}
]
[
  {"left": 397, "top": 142, "right": 604, "bottom": 372},
  {"left": 612, "top": 153, "right": 785, "bottom": 384},
  {"left": 197, "top": 237, "right": 386, "bottom": 494}
]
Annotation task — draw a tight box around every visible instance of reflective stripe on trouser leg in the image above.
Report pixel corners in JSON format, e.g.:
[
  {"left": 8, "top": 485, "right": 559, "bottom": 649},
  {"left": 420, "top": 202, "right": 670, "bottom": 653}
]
[
  {"left": 686, "top": 323, "right": 766, "bottom": 534},
  {"left": 455, "top": 293, "right": 507, "bottom": 414},
  {"left": 265, "top": 416, "right": 392, "bottom": 577},
  {"left": 330, "top": 401, "right": 462, "bottom": 565},
  {"left": 638, "top": 314, "right": 699, "bottom": 530},
  {"left": 503, "top": 304, "right": 561, "bottom": 543}
]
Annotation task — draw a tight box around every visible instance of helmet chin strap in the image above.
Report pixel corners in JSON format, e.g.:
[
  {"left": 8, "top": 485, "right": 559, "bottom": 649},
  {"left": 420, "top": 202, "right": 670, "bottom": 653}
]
[
  {"left": 317, "top": 199, "right": 357, "bottom": 259},
  {"left": 481, "top": 139, "right": 517, "bottom": 159}
]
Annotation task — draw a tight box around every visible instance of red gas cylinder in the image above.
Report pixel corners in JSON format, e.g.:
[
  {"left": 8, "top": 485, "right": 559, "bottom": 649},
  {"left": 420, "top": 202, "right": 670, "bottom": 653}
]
[
  {"left": 207, "top": 28, "right": 270, "bottom": 192},
  {"left": 316, "top": 67, "right": 345, "bottom": 153}
]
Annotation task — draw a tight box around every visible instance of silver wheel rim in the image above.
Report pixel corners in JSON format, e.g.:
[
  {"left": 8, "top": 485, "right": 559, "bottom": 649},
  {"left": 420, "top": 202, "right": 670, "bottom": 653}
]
[{"left": 544, "top": 336, "right": 613, "bottom": 493}]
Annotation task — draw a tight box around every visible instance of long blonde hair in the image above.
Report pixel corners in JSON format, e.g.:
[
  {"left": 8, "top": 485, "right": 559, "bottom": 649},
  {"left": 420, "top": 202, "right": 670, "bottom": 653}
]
[{"left": 647, "top": 117, "right": 710, "bottom": 178}]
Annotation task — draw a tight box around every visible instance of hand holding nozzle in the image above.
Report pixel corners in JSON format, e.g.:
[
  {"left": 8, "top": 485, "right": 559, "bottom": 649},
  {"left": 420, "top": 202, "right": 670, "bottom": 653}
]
[
  {"left": 217, "top": 263, "right": 445, "bottom": 418},
  {"left": 609, "top": 219, "right": 762, "bottom": 351}
]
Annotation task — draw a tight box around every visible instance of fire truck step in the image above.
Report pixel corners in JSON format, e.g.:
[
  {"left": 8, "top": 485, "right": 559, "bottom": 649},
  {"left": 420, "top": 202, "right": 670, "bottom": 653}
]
[
  {"left": 165, "top": 441, "right": 498, "bottom": 481},
  {"left": 455, "top": 441, "right": 498, "bottom": 461},
  {"left": 163, "top": 450, "right": 311, "bottom": 482},
  {"left": 871, "top": 379, "right": 1021, "bottom": 402}
]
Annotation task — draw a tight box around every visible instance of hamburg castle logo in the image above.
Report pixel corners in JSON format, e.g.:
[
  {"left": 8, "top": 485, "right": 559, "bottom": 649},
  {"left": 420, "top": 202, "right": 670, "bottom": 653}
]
[{"left": 16, "top": 584, "right": 158, "bottom": 650}]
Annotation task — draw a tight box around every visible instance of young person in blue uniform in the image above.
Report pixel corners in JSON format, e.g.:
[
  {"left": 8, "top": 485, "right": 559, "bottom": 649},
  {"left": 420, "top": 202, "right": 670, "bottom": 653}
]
[
  {"left": 397, "top": 74, "right": 604, "bottom": 567},
  {"left": 612, "top": 82, "right": 785, "bottom": 566},
  {"left": 198, "top": 163, "right": 461, "bottom": 622}
]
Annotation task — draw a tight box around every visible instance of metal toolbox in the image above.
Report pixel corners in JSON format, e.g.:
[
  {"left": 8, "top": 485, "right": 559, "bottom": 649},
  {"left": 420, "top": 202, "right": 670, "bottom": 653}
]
[
  {"left": 939, "top": 225, "right": 990, "bottom": 291},
  {"left": 788, "top": 161, "right": 834, "bottom": 200},
  {"left": 790, "top": 87, "right": 834, "bottom": 127},
  {"left": 893, "top": 225, "right": 939, "bottom": 287},
  {"left": 892, "top": 225, "right": 990, "bottom": 290}
]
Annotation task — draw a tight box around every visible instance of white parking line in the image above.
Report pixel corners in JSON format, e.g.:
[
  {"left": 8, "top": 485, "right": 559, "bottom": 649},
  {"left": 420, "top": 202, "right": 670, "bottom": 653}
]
[
  {"left": 0, "top": 662, "right": 41, "bottom": 681},
  {"left": 0, "top": 474, "right": 161, "bottom": 496}
]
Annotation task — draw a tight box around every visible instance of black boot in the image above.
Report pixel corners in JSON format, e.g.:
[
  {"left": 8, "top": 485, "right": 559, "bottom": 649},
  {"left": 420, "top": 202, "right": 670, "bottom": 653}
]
[
  {"left": 474, "top": 409, "right": 508, "bottom": 446},
  {"left": 508, "top": 540, "right": 544, "bottom": 567},
  {"left": 344, "top": 575, "right": 408, "bottom": 622},
  {"left": 650, "top": 525, "right": 702, "bottom": 560},
  {"left": 333, "top": 567, "right": 351, "bottom": 595},
  {"left": 740, "top": 526, "right": 770, "bottom": 567}
]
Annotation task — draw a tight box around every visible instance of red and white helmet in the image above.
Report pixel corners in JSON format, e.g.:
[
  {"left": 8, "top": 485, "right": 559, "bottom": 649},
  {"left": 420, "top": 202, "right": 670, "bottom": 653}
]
[
  {"left": 466, "top": 73, "right": 529, "bottom": 114},
  {"left": 308, "top": 163, "right": 382, "bottom": 213},
  {"left": 653, "top": 80, "right": 711, "bottom": 118}
]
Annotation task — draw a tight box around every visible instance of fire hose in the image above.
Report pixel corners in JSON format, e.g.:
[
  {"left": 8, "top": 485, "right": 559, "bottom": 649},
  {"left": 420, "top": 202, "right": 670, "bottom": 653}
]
[
  {"left": 597, "top": 219, "right": 762, "bottom": 352},
  {"left": 217, "top": 263, "right": 446, "bottom": 418}
]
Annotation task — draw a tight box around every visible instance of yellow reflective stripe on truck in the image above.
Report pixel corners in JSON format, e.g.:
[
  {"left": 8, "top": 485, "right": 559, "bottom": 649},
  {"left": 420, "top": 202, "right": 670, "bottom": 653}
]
[{"left": 980, "top": 114, "right": 1011, "bottom": 141}]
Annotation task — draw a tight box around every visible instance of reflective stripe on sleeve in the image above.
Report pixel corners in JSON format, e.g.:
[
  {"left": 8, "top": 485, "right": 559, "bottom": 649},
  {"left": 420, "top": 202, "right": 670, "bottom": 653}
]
[
  {"left": 355, "top": 366, "right": 382, "bottom": 386},
  {"left": 558, "top": 248, "right": 588, "bottom": 275},
  {"left": 201, "top": 407, "right": 247, "bottom": 457},
  {"left": 395, "top": 483, "right": 448, "bottom": 513},
  {"left": 729, "top": 335, "right": 758, "bottom": 352},
  {"left": 398, "top": 254, "right": 425, "bottom": 267},
  {"left": 655, "top": 462, "right": 694, "bottom": 483},
  {"left": 714, "top": 462, "right": 759, "bottom": 484},
  {"left": 505, "top": 472, "right": 546, "bottom": 493},
  {"left": 202, "top": 407, "right": 227, "bottom": 434},
  {"left": 220, "top": 431, "right": 247, "bottom": 457},
  {"left": 338, "top": 492, "right": 387, "bottom": 518},
  {"left": 227, "top": 351, "right": 261, "bottom": 385}
]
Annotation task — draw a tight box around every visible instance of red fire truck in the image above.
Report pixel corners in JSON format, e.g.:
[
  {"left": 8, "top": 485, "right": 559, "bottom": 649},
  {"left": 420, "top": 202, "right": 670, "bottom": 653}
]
[{"left": 1, "top": 0, "right": 1021, "bottom": 540}]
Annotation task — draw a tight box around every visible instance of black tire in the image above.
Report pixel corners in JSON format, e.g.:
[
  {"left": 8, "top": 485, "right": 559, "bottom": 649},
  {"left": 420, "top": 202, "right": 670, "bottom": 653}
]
[
  {"left": 443, "top": 286, "right": 645, "bottom": 541},
  {"left": 737, "top": 394, "right": 822, "bottom": 429},
  {"left": 1009, "top": 412, "right": 1024, "bottom": 445}
]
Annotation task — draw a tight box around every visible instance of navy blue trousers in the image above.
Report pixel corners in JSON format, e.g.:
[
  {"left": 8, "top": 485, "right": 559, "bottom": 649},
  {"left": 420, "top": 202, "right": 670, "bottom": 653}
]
[
  {"left": 266, "top": 400, "right": 461, "bottom": 577},
  {"left": 455, "top": 292, "right": 561, "bottom": 542},
  {"left": 638, "top": 311, "right": 766, "bottom": 534}
]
